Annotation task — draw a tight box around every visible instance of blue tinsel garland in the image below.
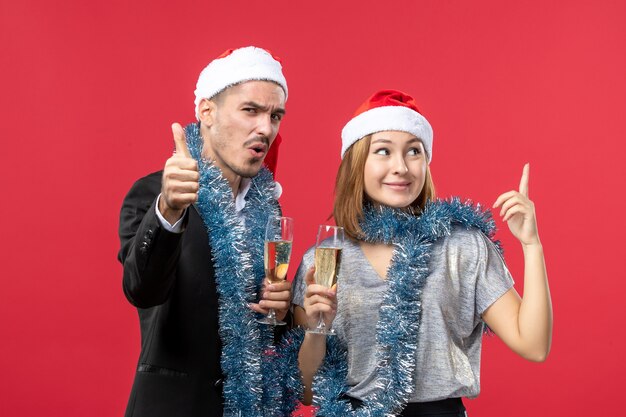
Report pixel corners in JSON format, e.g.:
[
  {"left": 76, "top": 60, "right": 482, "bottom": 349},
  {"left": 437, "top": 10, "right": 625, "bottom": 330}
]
[
  {"left": 307, "top": 199, "right": 501, "bottom": 417},
  {"left": 184, "top": 123, "right": 283, "bottom": 416},
  {"left": 271, "top": 327, "right": 307, "bottom": 416}
]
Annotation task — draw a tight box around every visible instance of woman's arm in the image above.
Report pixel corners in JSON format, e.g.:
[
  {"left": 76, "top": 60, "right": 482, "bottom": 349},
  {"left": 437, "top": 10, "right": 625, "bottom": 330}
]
[
  {"left": 484, "top": 163, "right": 553, "bottom": 362},
  {"left": 295, "top": 267, "right": 337, "bottom": 405}
]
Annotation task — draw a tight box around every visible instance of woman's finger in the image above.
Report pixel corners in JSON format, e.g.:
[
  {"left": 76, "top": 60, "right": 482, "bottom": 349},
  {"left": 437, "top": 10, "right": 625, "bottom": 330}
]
[
  {"left": 493, "top": 190, "right": 517, "bottom": 208},
  {"left": 305, "top": 293, "right": 337, "bottom": 307},
  {"left": 306, "top": 284, "right": 337, "bottom": 298},
  {"left": 519, "top": 163, "right": 530, "bottom": 197},
  {"left": 502, "top": 204, "right": 527, "bottom": 222},
  {"left": 305, "top": 266, "right": 316, "bottom": 286},
  {"left": 306, "top": 303, "right": 336, "bottom": 316},
  {"left": 499, "top": 194, "right": 527, "bottom": 217}
]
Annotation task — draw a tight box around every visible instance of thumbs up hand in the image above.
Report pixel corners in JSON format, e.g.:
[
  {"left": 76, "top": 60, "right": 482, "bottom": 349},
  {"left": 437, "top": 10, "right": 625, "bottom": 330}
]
[
  {"left": 493, "top": 163, "right": 540, "bottom": 247},
  {"left": 159, "top": 123, "right": 199, "bottom": 224},
  {"left": 172, "top": 122, "right": 192, "bottom": 158}
]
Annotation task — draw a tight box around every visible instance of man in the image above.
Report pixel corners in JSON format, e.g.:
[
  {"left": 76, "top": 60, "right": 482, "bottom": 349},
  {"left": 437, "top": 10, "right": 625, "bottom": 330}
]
[{"left": 118, "top": 46, "right": 292, "bottom": 417}]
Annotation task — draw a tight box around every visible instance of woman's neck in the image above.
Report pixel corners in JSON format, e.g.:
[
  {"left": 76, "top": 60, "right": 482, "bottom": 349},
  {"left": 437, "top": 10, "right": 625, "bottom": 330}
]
[{"left": 359, "top": 240, "right": 395, "bottom": 281}]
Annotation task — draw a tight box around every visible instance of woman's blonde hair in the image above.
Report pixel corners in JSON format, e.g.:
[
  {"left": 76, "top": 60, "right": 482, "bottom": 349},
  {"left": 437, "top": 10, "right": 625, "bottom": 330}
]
[{"left": 333, "top": 135, "right": 436, "bottom": 239}]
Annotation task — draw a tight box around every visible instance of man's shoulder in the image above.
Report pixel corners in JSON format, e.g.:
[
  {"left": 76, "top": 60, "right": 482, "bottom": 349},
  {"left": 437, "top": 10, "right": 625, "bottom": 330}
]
[
  {"left": 127, "top": 170, "right": 163, "bottom": 193},
  {"left": 122, "top": 170, "right": 163, "bottom": 205},
  {"left": 134, "top": 170, "right": 163, "bottom": 187}
]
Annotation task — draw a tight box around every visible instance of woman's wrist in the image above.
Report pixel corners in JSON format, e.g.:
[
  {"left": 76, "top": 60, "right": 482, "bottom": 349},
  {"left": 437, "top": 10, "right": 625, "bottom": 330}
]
[
  {"left": 303, "top": 330, "right": 327, "bottom": 348},
  {"left": 521, "top": 240, "right": 543, "bottom": 252}
]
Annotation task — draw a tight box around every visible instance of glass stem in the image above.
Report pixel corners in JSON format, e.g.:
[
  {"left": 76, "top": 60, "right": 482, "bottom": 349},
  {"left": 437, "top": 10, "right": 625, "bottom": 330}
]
[
  {"left": 267, "top": 308, "right": 276, "bottom": 321},
  {"left": 317, "top": 312, "right": 326, "bottom": 331}
]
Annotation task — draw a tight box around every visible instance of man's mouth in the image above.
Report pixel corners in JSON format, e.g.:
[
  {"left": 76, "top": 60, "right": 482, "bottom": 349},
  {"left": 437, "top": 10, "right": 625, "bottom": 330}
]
[{"left": 248, "top": 142, "right": 268, "bottom": 158}]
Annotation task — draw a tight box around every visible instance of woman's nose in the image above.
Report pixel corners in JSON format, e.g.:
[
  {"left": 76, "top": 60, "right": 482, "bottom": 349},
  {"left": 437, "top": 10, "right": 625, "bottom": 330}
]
[{"left": 392, "top": 155, "right": 409, "bottom": 174}]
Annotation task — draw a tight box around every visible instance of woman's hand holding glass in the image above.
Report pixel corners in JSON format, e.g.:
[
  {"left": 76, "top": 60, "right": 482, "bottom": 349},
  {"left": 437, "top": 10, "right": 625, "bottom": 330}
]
[
  {"left": 303, "top": 266, "right": 338, "bottom": 332},
  {"left": 305, "top": 225, "right": 343, "bottom": 335}
]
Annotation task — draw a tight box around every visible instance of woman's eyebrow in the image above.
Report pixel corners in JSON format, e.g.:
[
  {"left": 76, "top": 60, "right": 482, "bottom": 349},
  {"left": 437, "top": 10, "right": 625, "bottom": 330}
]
[
  {"left": 371, "top": 138, "right": 392, "bottom": 144},
  {"left": 371, "top": 137, "right": 420, "bottom": 144}
]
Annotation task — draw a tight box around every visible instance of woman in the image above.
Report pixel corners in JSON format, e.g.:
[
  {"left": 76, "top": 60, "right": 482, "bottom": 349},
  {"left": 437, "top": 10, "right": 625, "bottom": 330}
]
[{"left": 292, "top": 90, "right": 552, "bottom": 416}]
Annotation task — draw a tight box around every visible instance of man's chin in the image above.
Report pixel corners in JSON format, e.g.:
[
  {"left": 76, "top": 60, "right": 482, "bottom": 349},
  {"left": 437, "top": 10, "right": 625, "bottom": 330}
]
[{"left": 234, "top": 161, "right": 264, "bottom": 178}]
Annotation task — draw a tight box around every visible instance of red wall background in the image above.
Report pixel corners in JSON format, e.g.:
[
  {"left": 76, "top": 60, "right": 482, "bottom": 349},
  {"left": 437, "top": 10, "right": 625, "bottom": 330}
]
[{"left": 1, "top": 1, "right": 625, "bottom": 415}]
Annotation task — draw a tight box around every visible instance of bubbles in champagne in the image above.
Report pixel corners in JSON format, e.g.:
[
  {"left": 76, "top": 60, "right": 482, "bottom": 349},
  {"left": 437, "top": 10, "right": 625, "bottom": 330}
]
[
  {"left": 314, "top": 247, "right": 342, "bottom": 288},
  {"left": 265, "top": 240, "right": 292, "bottom": 283}
]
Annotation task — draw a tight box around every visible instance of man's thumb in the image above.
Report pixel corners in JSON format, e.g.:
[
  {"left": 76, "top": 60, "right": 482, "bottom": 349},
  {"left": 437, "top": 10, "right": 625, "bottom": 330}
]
[{"left": 172, "top": 123, "right": 191, "bottom": 157}]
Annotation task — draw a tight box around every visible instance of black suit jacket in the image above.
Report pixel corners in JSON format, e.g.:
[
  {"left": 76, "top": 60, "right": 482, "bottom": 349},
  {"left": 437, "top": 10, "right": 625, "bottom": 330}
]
[{"left": 119, "top": 171, "right": 224, "bottom": 417}]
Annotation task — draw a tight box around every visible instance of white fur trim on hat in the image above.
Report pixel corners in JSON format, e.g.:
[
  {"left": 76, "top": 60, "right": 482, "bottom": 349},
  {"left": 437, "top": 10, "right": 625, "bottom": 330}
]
[
  {"left": 194, "top": 46, "right": 288, "bottom": 118},
  {"left": 340, "top": 106, "right": 434, "bottom": 163}
]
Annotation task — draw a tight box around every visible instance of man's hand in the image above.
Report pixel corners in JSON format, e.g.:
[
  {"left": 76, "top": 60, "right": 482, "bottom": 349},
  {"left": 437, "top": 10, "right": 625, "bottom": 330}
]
[
  {"left": 250, "top": 279, "right": 293, "bottom": 321},
  {"left": 159, "top": 123, "right": 199, "bottom": 224}
]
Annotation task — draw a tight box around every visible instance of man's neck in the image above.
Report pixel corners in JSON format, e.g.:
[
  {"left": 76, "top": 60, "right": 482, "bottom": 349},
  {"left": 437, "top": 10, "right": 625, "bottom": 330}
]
[{"left": 199, "top": 130, "right": 242, "bottom": 198}]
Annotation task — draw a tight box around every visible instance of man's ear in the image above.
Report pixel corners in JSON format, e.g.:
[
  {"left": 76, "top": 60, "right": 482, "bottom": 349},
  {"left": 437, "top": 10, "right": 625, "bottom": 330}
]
[{"left": 197, "top": 98, "right": 217, "bottom": 126}]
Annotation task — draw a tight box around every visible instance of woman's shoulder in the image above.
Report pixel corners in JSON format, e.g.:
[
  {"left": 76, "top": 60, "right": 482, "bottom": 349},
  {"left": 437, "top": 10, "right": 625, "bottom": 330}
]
[
  {"left": 447, "top": 225, "right": 486, "bottom": 242},
  {"left": 439, "top": 225, "right": 499, "bottom": 258}
]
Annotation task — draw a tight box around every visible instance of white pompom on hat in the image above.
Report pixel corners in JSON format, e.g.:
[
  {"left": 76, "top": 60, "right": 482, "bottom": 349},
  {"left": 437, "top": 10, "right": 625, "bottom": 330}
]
[
  {"left": 341, "top": 89, "right": 434, "bottom": 163},
  {"left": 193, "top": 46, "right": 288, "bottom": 118}
]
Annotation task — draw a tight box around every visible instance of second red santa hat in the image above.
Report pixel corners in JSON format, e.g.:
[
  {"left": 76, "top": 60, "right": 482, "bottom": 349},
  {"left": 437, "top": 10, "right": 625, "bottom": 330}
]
[{"left": 341, "top": 89, "right": 434, "bottom": 163}]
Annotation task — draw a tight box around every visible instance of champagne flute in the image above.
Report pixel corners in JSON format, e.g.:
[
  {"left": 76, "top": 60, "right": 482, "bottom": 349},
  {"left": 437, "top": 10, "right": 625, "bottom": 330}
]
[
  {"left": 307, "top": 225, "right": 343, "bottom": 336},
  {"left": 257, "top": 216, "right": 293, "bottom": 326}
]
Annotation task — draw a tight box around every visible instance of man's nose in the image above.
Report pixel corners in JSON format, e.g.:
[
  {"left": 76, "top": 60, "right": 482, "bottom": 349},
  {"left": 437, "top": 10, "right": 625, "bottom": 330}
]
[{"left": 255, "top": 114, "right": 273, "bottom": 137}]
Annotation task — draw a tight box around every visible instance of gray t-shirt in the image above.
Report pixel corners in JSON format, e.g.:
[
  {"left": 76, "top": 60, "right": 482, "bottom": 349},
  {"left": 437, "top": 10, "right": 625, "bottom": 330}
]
[{"left": 292, "top": 226, "right": 514, "bottom": 402}]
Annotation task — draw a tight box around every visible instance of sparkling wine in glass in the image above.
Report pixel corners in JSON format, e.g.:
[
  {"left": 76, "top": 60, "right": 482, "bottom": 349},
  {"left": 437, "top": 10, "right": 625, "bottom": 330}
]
[
  {"left": 257, "top": 216, "right": 293, "bottom": 326},
  {"left": 307, "top": 225, "right": 343, "bottom": 335}
]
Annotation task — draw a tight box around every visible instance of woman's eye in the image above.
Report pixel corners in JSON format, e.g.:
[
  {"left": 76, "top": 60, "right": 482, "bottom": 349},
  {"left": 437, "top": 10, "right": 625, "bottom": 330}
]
[
  {"left": 408, "top": 147, "right": 422, "bottom": 156},
  {"left": 374, "top": 148, "right": 389, "bottom": 155}
]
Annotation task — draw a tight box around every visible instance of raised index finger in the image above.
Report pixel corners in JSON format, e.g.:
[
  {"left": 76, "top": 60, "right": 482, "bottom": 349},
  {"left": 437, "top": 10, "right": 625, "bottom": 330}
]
[
  {"left": 172, "top": 122, "right": 191, "bottom": 158},
  {"left": 519, "top": 163, "right": 530, "bottom": 197}
]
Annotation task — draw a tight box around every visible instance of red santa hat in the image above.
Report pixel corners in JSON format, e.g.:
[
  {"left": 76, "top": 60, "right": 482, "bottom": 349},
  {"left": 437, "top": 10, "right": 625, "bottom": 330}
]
[
  {"left": 194, "top": 46, "right": 287, "bottom": 176},
  {"left": 341, "top": 89, "right": 433, "bottom": 163},
  {"left": 194, "top": 46, "right": 288, "bottom": 118}
]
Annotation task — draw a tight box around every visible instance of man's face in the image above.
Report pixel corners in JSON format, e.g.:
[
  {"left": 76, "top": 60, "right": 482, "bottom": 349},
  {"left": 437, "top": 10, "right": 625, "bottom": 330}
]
[{"left": 200, "top": 80, "right": 286, "bottom": 180}]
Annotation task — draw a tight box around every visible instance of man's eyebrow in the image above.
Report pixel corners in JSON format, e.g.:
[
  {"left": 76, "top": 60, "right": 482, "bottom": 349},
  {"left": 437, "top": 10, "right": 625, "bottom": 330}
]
[{"left": 241, "top": 101, "right": 286, "bottom": 115}]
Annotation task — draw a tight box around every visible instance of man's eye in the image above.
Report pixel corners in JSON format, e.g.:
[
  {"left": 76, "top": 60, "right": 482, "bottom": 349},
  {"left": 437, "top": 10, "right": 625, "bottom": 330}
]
[
  {"left": 243, "top": 108, "right": 257, "bottom": 113},
  {"left": 271, "top": 113, "right": 282, "bottom": 121}
]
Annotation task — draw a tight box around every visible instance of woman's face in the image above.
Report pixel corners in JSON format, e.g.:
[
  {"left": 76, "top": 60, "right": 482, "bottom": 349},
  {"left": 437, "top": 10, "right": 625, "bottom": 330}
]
[{"left": 363, "top": 131, "right": 427, "bottom": 208}]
